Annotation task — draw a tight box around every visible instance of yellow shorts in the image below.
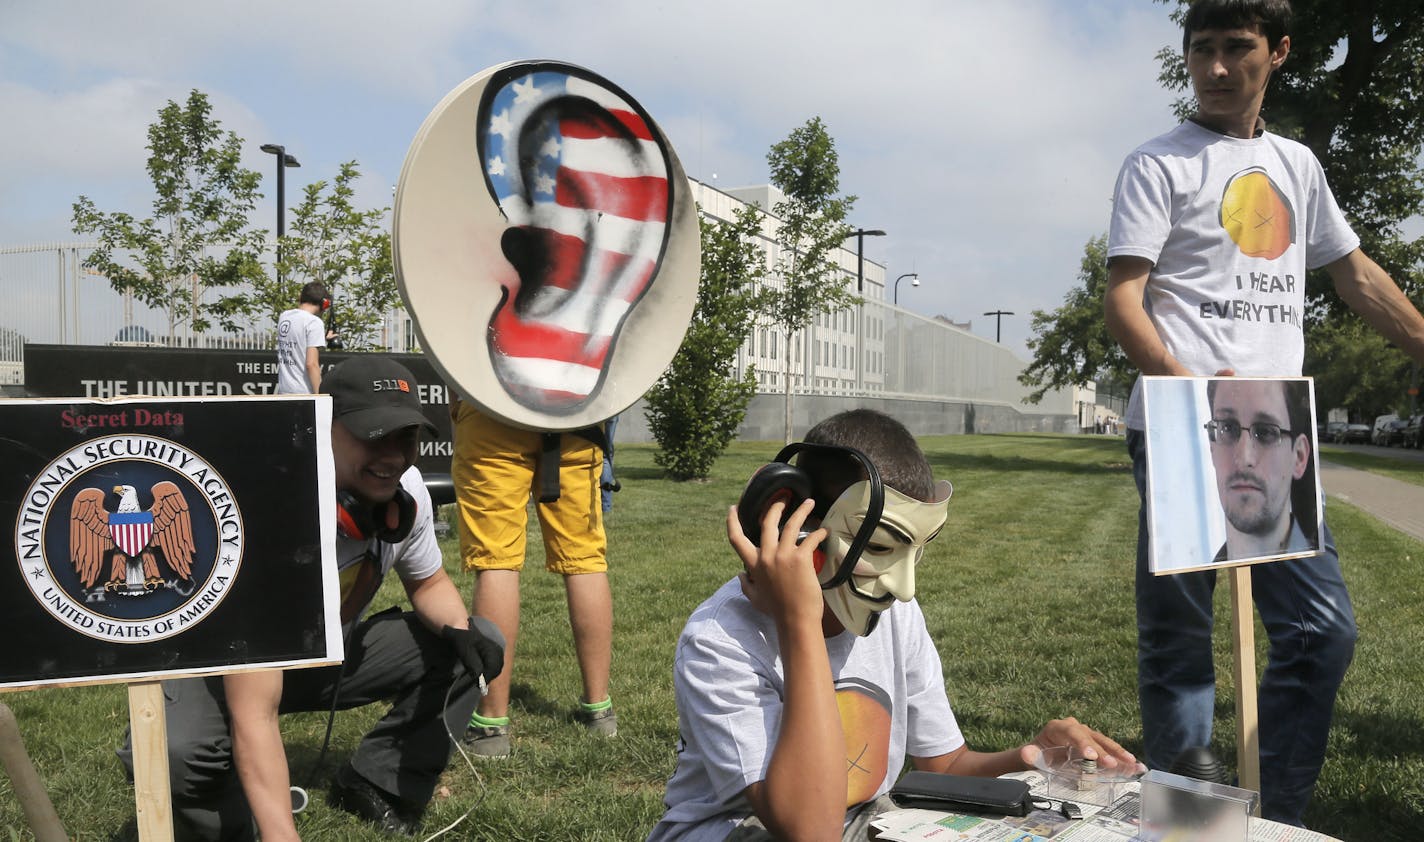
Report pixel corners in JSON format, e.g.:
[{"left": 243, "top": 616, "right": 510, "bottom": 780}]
[{"left": 451, "top": 400, "right": 607, "bottom": 575}]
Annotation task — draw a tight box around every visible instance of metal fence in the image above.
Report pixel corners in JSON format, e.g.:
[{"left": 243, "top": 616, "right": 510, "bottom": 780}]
[
  {"left": 0, "top": 243, "right": 416, "bottom": 385},
  {"left": 726, "top": 299, "right": 1072, "bottom": 413},
  {"left": 1, "top": 242, "right": 1078, "bottom": 423}
]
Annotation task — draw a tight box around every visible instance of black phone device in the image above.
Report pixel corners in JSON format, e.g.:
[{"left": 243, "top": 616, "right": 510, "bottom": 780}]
[{"left": 888, "top": 771, "right": 1033, "bottom": 817}]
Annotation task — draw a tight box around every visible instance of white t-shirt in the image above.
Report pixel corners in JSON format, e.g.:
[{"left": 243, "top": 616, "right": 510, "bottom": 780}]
[
  {"left": 647, "top": 579, "right": 965, "bottom": 842},
  {"left": 334, "top": 467, "right": 441, "bottom": 630},
  {"left": 1108, "top": 121, "right": 1358, "bottom": 429},
  {"left": 275, "top": 307, "right": 326, "bottom": 394}
]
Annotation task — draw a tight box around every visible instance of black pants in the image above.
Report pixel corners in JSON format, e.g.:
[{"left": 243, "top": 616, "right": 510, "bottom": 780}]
[{"left": 118, "top": 608, "right": 480, "bottom": 841}]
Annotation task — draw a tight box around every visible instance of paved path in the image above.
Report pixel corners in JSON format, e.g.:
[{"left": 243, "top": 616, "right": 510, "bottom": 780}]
[{"left": 1319, "top": 459, "right": 1424, "bottom": 544}]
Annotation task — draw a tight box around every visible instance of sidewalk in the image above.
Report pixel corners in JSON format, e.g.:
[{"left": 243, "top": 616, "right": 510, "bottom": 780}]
[{"left": 1319, "top": 459, "right": 1424, "bottom": 544}]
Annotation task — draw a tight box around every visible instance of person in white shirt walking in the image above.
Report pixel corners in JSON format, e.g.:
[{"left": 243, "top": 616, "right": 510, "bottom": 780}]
[{"left": 276, "top": 281, "right": 334, "bottom": 394}]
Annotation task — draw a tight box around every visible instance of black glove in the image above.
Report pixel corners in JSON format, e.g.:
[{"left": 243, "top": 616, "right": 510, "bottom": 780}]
[{"left": 442, "top": 616, "right": 505, "bottom": 685}]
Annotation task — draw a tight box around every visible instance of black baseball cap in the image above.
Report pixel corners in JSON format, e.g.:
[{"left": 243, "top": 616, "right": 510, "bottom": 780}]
[{"left": 322, "top": 357, "right": 438, "bottom": 441}]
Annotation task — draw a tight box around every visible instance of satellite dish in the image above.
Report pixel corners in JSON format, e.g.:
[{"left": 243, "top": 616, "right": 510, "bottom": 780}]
[{"left": 393, "top": 60, "right": 700, "bottom": 432}]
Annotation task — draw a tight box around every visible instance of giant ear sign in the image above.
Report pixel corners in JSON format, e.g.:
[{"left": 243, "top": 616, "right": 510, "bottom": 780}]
[
  {"left": 393, "top": 60, "right": 699, "bottom": 433},
  {"left": 737, "top": 462, "right": 814, "bottom": 547}
]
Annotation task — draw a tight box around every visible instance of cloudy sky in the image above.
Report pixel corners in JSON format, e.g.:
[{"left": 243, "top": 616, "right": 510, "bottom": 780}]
[{"left": 0, "top": 0, "right": 1186, "bottom": 356}]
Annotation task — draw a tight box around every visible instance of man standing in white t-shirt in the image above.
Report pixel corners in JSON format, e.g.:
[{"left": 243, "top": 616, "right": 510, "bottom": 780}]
[
  {"left": 275, "top": 281, "right": 332, "bottom": 394},
  {"left": 1103, "top": 0, "right": 1424, "bottom": 826}
]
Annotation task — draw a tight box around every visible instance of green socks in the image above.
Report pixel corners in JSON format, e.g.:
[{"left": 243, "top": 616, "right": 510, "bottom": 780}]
[
  {"left": 471, "top": 701, "right": 610, "bottom": 728},
  {"left": 469, "top": 711, "right": 509, "bottom": 728}
]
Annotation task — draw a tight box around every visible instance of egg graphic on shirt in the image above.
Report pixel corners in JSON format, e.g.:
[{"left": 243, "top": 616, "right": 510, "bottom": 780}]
[{"left": 1220, "top": 167, "right": 1296, "bottom": 260}]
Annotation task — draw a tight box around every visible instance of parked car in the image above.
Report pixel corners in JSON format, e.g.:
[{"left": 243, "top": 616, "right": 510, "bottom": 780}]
[
  {"left": 1381, "top": 418, "right": 1411, "bottom": 447},
  {"left": 1325, "top": 421, "right": 1348, "bottom": 443},
  {"left": 1340, "top": 423, "right": 1371, "bottom": 444},
  {"left": 1372, "top": 414, "right": 1400, "bottom": 446},
  {"left": 1403, "top": 414, "right": 1424, "bottom": 449}
]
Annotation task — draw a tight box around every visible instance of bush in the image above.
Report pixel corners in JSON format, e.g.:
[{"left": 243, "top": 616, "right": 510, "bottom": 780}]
[{"left": 646, "top": 208, "right": 768, "bottom": 479}]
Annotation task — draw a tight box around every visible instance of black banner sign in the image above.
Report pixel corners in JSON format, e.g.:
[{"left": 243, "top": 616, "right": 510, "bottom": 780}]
[{"left": 22, "top": 345, "right": 454, "bottom": 478}]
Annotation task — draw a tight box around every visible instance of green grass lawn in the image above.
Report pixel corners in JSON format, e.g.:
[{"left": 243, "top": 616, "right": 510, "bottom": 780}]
[{"left": 2, "top": 434, "right": 1420, "bottom": 840}]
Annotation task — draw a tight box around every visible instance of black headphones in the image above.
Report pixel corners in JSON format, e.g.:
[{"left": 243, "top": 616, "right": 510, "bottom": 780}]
[
  {"left": 736, "top": 442, "right": 884, "bottom": 590},
  {"left": 336, "top": 488, "right": 417, "bottom": 544}
]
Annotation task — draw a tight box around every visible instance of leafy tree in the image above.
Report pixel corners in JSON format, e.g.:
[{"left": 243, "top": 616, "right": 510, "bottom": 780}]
[
  {"left": 1154, "top": 0, "right": 1424, "bottom": 312},
  {"left": 763, "top": 117, "right": 857, "bottom": 442},
  {"left": 645, "top": 207, "right": 768, "bottom": 479},
  {"left": 1305, "top": 317, "right": 1413, "bottom": 420},
  {"left": 72, "top": 90, "right": 267, "bottom": 339},
  {"left": 241, "top": 161, "right": 398, "bottom": 351},
  {"left": 1020, "top": 234, "right": 1135, "bottom": 403}
]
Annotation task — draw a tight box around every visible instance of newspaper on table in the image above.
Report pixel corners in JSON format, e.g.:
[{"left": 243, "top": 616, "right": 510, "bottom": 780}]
[{"left": 869, "top": 771, "right": 1338, "bottom": 842}]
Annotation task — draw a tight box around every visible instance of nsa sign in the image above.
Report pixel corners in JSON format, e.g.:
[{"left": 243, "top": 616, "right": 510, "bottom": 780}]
[{"left": 1, "top": 396, "right": 340, "bottom": 689}]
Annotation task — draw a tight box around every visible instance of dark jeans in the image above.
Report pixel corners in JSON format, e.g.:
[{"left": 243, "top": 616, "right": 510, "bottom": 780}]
[
  {"left": 118, "top": 608, "right": 480, "bottom": 841},
  {"left": 1128, "top": 430, "right": 1356, "bottom": 826}
]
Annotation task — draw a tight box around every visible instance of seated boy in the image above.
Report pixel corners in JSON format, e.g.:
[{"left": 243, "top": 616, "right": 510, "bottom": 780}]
[{"left": 648, "top": 409, "right": 1137, "bottom": 840}]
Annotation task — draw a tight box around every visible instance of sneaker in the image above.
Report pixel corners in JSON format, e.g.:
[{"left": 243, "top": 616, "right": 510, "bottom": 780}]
[
  {"left": 575, "top": 704, "right": 618, "bottom": 737},
  {"left": 329, "top": 762, "right": 421, "bottom": 835},
  {"left": 463, "top": 722, "right": 511, "bottom": 759}
]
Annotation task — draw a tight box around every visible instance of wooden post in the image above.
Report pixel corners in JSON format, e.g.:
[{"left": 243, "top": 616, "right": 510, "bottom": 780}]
[
  {"left": 0, "top": 701, "right": 68, "bottom": 842},
  {"left": 1229, "top": 567, "right": 1261, "bottom": 805},
  {"left": 128, "top": 681, "right": 175, "bottom": 841}
]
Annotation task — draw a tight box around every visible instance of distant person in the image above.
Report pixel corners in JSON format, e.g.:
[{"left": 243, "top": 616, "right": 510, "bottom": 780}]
[
  {"left": 275, "top": 281, "right": 333, "bottom": 394},
  {"left": 1204, "top": 379, "right": 1317, "bottom": 562},
  {"left": 1103, "top": 0, "right": 1424, "bottom": 824},
  {"left": 647, "top": 409, "right": 1136, "bottom": 840}
]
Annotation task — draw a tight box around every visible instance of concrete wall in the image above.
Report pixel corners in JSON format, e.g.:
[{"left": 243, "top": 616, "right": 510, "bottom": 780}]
[{"left": 613, "top": 393, "right": 1078, "bottom": 445}]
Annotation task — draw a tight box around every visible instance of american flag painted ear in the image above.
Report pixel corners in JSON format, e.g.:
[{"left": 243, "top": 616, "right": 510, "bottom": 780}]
[
  {"left": 393, "top": 61, "right": 699, "bottom": 432},
  {"left": 477, "top": 67, "right": 671, "bottom": 414}
]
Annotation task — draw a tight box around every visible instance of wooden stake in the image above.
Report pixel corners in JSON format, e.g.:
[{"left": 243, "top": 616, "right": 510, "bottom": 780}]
[
  {"left": 128, "top": 681, "right": 174, "bottom": 841},
  {"left": 1229, "top": 566, "right": 1261, "bottom": 806},
  {"left": 0, "top": 701, "right": 68, "bottom": 842}
]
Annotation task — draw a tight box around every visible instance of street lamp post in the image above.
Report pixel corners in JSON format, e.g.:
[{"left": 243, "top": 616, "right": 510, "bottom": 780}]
[
  {"left": 893, "top": 273, "right": 920, "bottom": 306},
  {"left": 844, "top": 228, "right": 885, "bottom": 396},
  {"left": 845, "top": 228, "right": 886, "bottom": 293},
  {"left": 259, "top": 144, "right": 301, "bottom": 283},
  {"left": 983, "top": 309, "right": 1015, "bottom": 343}
]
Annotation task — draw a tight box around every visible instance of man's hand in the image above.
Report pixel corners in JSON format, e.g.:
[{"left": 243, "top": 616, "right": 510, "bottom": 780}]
[
  {"left": 442, "top": 617, "right": 506, "bottom": 685},
  {"left": 1021, "top": 717, "right": 1141, "bottom": 773},
  {"left": 729, "top": 498, "right": 845, "bottom": 840},
  {"left": 729, "top": 499, "right": 828, "bottom": 630}
]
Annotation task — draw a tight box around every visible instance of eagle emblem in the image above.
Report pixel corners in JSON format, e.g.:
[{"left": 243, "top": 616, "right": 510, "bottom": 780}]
[{"left": 69, "top": 482, "right": 196, "bottom": 596}]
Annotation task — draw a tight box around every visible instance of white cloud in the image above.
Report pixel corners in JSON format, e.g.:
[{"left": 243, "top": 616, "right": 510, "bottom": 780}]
[{"left": 1, "top": 0, "right": 1194, "bottom": 352}]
